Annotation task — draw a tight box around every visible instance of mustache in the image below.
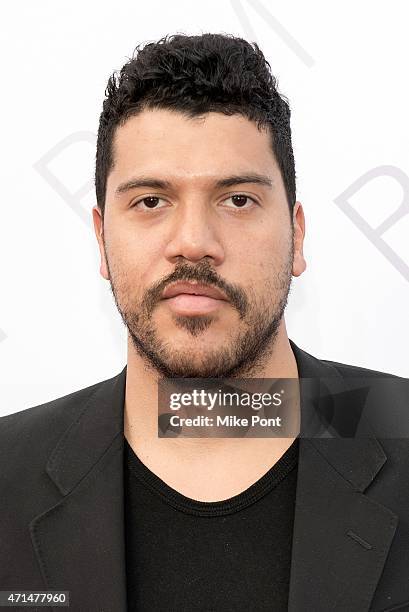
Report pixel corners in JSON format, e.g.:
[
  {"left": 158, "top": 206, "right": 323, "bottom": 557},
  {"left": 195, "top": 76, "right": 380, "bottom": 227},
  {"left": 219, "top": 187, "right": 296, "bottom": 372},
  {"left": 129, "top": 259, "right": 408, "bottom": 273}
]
[{"left": 143, "top": 260, "right": 248, "bottom": 317}]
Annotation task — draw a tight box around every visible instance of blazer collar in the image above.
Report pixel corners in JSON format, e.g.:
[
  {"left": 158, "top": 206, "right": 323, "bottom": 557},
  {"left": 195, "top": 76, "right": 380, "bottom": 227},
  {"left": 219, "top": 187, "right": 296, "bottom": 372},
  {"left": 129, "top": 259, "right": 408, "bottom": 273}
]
[
  {"left": 45, "top": 366, "right": 127, "bottom": 496},
  {"left": 289, "top": 338, "right": 387, "bottom": 491},
  {"left": 29, "top": 339, "right": 398, "bottom": 612}
]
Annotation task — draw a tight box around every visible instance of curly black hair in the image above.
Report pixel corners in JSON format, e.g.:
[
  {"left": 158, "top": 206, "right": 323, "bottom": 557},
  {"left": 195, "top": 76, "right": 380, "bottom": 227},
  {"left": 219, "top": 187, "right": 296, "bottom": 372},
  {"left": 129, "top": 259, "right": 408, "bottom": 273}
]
[{"left": 95, "top": 33, "right": 296, "bottom": 217}]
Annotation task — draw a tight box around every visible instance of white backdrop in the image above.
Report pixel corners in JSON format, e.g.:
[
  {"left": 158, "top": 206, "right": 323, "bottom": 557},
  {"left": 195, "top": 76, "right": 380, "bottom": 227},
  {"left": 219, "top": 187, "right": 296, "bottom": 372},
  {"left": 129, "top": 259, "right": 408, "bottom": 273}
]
[{"left": 1, "top": 0, "right": 408, "bottom": 415}]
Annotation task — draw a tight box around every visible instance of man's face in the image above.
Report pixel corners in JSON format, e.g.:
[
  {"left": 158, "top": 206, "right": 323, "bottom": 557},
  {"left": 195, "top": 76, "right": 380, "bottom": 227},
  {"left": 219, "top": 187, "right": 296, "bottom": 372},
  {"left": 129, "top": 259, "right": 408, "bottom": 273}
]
[{"left": 93, "top": 108, "right": 306, "bottom": 378}]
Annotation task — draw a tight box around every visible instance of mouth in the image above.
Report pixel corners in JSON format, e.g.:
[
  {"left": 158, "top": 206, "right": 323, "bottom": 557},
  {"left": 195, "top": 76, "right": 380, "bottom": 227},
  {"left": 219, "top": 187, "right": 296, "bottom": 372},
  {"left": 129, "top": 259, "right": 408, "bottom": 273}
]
[
  {"left": 161, "top": 282, "right": 229, "bottom": 315},
  {"left": 162, "top": 293, "right": 228, "bottom": 315}
]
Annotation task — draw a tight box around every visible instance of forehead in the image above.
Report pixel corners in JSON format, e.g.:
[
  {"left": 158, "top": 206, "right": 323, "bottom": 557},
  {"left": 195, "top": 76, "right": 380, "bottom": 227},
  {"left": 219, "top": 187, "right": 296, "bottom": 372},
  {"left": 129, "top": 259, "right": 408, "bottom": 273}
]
[{"left": 108, "top": 108, "right": 278, "bottom": 186}]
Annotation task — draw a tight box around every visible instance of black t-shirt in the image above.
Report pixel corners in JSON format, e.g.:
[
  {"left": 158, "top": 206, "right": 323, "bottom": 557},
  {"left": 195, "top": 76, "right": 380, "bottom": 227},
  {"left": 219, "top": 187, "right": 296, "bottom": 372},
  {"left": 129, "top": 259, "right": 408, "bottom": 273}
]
[{"left": 124, "top": 437, "right": 299, "bottom": 612}]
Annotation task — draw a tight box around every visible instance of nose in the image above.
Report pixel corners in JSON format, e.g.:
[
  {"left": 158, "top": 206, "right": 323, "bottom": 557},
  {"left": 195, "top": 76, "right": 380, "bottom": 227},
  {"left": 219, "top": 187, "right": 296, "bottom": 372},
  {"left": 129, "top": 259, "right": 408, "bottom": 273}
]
[{"left": 163, "top": 201, "right": 225, "bottom": 266}]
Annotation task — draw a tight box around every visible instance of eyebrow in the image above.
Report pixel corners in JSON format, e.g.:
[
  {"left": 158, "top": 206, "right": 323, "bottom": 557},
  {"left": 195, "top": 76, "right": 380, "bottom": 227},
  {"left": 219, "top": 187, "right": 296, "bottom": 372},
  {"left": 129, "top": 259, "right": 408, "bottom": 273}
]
[{"left": 114, "top": 173, "right": 274, "bottom": 196}]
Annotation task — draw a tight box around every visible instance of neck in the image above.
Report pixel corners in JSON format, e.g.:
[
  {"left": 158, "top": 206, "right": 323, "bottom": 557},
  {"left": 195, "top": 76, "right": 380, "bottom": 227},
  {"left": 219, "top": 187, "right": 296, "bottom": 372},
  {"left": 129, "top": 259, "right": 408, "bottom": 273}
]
[{"left": 124, "top": 320, "right": 299, "bottom": 457}]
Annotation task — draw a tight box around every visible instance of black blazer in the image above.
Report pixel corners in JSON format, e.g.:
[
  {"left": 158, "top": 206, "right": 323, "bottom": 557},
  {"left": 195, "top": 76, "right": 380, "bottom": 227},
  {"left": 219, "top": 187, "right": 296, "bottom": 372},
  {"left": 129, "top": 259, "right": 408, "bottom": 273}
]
[{"left": 1, "top": 339, "right": 409, "bottom": 612}]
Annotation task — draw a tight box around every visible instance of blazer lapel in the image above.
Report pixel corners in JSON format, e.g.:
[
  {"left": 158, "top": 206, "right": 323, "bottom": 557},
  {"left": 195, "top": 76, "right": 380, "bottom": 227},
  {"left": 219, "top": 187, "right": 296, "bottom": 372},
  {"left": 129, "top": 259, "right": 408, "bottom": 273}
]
[
  {"left": 288, "top": 341, "right": 399, "bottom": 612},
  {"left": 29, "top": 367, "right": 128, "bottom": 612}
]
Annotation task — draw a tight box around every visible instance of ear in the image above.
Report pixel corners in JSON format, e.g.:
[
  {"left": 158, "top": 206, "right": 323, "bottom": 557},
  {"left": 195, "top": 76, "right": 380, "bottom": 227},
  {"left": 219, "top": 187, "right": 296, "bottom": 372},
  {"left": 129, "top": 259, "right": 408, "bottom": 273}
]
[
  {"left": 92, "top": 205, "right": 110, "bottom": 280},
  {"left": 292, "top": 201, "right": 307, "bottom": 277}
]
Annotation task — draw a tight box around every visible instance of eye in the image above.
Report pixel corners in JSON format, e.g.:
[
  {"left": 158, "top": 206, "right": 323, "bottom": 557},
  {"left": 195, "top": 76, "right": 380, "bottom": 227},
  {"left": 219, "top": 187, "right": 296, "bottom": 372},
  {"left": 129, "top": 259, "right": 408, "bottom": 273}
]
[
  {"left": 131, "top": 196, "right": 168, "bottom": 210},
  {"left": 222, "top": 194, "right": 257, "bottom": 209},
  {"left": 131, "top": 193, "right": 257, "bottom": 211}
]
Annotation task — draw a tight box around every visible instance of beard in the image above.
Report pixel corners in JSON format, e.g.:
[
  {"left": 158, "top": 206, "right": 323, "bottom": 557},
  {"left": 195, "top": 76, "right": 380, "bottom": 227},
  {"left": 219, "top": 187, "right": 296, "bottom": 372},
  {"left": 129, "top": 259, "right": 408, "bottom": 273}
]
[{"left": 105, "top": 238, "right": 294, "bottom": 379}]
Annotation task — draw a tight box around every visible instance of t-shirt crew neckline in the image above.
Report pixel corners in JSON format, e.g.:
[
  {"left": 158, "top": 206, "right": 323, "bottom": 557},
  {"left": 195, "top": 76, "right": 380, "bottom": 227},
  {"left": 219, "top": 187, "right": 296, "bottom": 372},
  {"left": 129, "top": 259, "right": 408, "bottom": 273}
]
[{"left": 124, "top": 436, "right": 299, "bottom": 517}]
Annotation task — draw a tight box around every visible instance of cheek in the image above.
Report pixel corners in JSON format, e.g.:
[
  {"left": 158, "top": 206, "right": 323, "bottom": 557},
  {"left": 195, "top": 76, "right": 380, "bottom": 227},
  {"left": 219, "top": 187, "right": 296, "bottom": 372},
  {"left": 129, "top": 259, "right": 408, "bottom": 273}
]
[
  {"left": 107, "top": 223, "right": 155, "bottom": 271},
  {"left": 263, "top": 217, "right": 292, "bottom": 256},
  {"left": 232, "top": 223, "right": 287, "bottom": 269},
  {"left": 107, "top": 233, "right": 164, "bottom": 297}
]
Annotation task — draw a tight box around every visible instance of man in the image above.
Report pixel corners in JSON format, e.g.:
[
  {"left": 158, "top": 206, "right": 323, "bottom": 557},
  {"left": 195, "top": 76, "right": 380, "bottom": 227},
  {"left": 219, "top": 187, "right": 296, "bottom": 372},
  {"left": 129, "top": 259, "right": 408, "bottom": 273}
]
[{"left": 1, "top": 33, "right": 408, "bottom": 612}]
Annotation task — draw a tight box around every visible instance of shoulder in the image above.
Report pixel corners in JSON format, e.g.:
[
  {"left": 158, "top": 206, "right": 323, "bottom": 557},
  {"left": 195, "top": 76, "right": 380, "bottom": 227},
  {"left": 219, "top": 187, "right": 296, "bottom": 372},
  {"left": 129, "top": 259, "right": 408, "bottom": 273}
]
[
  {"left": 320, "top": 358, "right": 404, "bottom": 380},
  {"left": 290, "top": 339, "right": 406, "bottom": 381},
  {"left": 0, "top": 377, "right": 108, "bottom": 464},
  {"left": 0, "top": 377, "right": 104, "bottom": 428}
]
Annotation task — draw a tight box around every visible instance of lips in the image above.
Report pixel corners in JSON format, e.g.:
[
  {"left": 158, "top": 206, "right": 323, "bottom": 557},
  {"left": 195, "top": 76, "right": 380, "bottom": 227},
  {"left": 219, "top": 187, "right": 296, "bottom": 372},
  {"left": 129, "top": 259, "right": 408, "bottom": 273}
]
[{"left": 161, "top": 282, "right": 228, "bottom": 301}]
